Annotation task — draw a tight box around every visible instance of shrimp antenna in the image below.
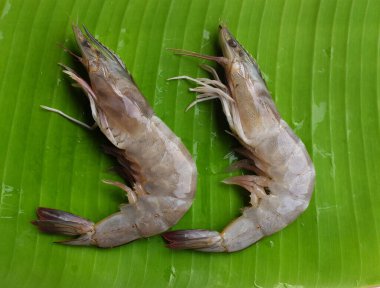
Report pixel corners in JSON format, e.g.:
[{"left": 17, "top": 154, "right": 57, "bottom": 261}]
[{"left": 168, "top": 48, "right": 228, "bottom": 65}]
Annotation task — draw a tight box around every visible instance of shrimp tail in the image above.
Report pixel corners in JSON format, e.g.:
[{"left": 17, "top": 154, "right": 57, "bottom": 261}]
[
  {"left": 32, "top": 207, "right": 95, "bottom": 246},
  {"left": 162, "top": 230, "right": 226, "bottom": 252}
]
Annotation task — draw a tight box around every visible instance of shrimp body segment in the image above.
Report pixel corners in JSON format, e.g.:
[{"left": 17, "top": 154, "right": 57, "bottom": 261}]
[
  {"left": 163, "top": 26, "right": 315, "bottom": 252},
  {"left": 33, "top": 26, "right": 197, "bottom": 248}
]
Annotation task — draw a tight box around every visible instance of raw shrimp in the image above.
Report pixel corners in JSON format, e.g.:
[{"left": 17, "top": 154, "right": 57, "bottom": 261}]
[
  {"left": 32, "top": 26, "right": 197, "bottom": 248},
  {"left": 163, "top": 25, "right": 315, "bottom": 252}
]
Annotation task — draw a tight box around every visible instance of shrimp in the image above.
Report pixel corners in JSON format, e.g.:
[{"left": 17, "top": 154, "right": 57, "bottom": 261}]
[
  {"left": 32, "top": 25, "right": 197, "bottom": 248},
  {"left": 163, "top": 25, "right": 315, "bottom": 252}
]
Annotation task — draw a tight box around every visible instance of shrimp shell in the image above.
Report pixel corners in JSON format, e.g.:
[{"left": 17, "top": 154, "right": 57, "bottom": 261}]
[
  {"left": 163, "top": 25, "right": 315, "bottom": 252},
  {"left": 32, "top": 26, "right": 197, "bottom": 248}
]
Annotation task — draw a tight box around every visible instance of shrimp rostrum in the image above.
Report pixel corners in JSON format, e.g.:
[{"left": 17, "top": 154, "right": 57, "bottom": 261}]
[
  {"left": 32, "top": 26, "right": 197, "bottom": 248},
  {"left": 163, "top": 25, "right": 315, "bottom": 252}
]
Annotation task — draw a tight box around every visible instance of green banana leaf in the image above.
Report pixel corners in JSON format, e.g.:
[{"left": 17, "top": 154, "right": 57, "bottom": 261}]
[{"left": 1, "top": 0, "right": 379, "bottom": 287}]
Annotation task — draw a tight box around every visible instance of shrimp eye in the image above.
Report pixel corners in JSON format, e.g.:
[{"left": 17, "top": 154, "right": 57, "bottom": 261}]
[
  {"left": 81, "top": 39, "right": 91, "bottom": 48},
  {"left": 228, "top": 39, "right": 237, "bottom": 48}
]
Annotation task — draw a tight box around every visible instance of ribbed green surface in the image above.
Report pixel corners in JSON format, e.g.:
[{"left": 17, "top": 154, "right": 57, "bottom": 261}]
[{"left": 1, "top": 0, "right": 379, "bottom": 287}]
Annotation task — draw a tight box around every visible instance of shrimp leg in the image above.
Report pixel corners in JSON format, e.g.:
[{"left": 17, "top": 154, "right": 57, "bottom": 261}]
[
  {"left": 40, "top": 105, "right": 97, "bottom": 130},
  {"left": 41, "top": 64, "right": 99, "bottom": 130}
]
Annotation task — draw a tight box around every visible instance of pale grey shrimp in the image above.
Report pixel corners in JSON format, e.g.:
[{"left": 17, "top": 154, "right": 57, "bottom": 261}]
[
  {"left": 163, "top": 25, "right": 315, "bottom": 252},
  {"left": 32, "top": 25, "right": 197, "bottom": 248}
]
